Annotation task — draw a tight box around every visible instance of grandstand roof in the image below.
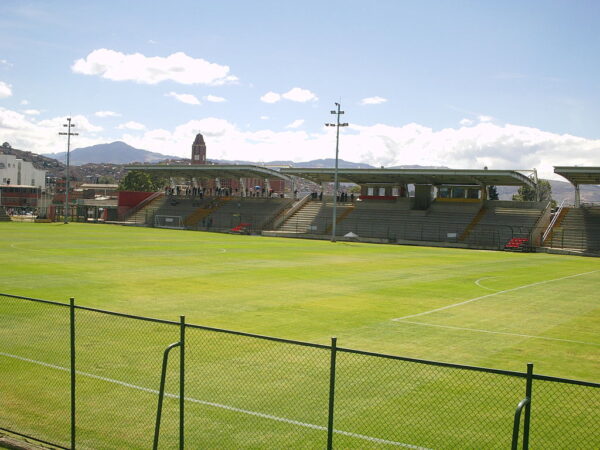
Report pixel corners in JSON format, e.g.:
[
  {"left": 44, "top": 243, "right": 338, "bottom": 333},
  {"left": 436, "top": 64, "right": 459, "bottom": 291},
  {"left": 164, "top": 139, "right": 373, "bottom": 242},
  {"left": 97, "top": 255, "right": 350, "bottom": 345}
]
[
  {"left": 124, "top": 164, "right": 291, "bottom": 181},
  {"left": 554, "top": 167, "right": 600, "bottom": 186},
  {"left": 280, "top": 168, "right": 534, "bottom": 187}
]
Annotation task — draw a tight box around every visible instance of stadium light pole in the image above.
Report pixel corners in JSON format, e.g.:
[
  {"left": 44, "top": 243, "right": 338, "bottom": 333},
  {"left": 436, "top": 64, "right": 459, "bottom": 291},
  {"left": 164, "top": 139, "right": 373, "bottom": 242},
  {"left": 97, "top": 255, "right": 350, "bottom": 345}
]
[
  {"left": 325, "top": 102, "right": 348, "bottom": 242},
  {"left": 59, "top": 118, "right": 78, "bottom": 224}
]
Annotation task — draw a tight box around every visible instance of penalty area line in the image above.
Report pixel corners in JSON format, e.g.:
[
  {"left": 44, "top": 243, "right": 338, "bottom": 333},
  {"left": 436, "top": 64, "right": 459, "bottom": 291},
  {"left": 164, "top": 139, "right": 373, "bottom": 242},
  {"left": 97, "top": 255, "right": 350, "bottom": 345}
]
[
  {"left": 0, "top": 351, "right": 428, "bottom": 449},
  {"left": 474, "top": 277, "right": 499, "bottom": 291},
  {"left": 400, "top": 321, "right": 600, "bottom": 347},
  {"left": 393, "top": 270, "right": 600, "bottom": 321}
]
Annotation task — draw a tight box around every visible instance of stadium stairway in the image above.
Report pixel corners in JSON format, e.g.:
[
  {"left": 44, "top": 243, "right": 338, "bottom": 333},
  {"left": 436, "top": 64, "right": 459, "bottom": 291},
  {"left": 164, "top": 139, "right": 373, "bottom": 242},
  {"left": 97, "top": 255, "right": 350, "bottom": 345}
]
[
  {"left": 278, "top": 200, "right": 355, "bottom": 234},
  {"left": 459, "top": 206, "right": 487, "bottom": 241},
  {"left": 278, "top": 201, "right": 322, "bottom": 233},
  {"left": 545, "top": 207, "right": 600, "bottom": 252},
  {"left": 0, "top": 207, "right": 11, "bottom": 222},
  {"left": 184, "top": 198, "right": 229, "bottom": 227},
  {"left": 325, "top": 203, "right": 355, "bottom": 233},
  {"left": 125, "top": 194, "right": 166, "bottom": 225}
]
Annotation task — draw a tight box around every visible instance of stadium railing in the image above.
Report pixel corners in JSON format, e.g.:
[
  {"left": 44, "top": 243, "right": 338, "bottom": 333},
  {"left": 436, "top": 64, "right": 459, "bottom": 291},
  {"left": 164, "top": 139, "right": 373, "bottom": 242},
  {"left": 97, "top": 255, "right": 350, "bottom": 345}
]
[{"left": 1, "top": 293, "right": 598, "bottom": 449}]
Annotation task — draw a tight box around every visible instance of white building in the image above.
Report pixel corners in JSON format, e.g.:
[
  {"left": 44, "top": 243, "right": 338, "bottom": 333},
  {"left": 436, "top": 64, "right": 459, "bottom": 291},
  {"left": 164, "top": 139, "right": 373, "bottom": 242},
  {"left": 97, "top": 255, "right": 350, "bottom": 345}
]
[{"left": 0, "top": 153, "right": 46, "bottom": 189}]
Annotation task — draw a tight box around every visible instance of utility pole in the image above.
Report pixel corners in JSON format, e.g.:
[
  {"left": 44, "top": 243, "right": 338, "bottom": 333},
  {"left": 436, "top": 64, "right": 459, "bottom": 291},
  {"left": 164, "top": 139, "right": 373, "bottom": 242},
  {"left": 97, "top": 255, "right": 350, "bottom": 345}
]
[
  {"left": 59, "top": 118, "right": 78, "bottom": 224},
  {"left": 325, "top": 102, "right": 349, "bottom": 242}
]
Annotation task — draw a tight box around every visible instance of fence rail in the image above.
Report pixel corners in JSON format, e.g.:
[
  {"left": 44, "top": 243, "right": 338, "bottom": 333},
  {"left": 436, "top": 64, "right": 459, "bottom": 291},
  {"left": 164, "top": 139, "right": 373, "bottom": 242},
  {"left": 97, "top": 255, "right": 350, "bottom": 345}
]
[{"left": 1, "top": 293, "right": 598, "bottom": 449}]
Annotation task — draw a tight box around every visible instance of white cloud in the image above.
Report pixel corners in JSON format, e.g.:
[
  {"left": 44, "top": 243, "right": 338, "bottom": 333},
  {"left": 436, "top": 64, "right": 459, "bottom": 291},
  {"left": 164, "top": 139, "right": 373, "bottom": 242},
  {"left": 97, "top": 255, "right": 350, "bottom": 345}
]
[
  {"left": 286, "top": 119, "right": 304, "bottom": 129},
  {"left": 20, "top": 99, "right": 29, "bottom": 105},
  {"left": 37, "top": 115, "right": 103, "bottom": 133},
  {"left": 0, "top": 108, "right": 104, "bottom": 153},
  {"left": 123, "top": 118, "right": 600, "bottom": 179},
  {"left": 478, "top": 115, "right": 493, "bottom": 123},
  {"left": 360, "top": 96, "right": 388, "bottom": 105},
  {"left": 166, "top": 91, "right": 201, "bottom": 105},
  {"left": 2, "top": 104, "right": 599, "bottom": 181},
  {"left": 117, "top": 121, "right": 146, "bottom": 131},
  {"left": 260, "top": 91, "right": 281, "bottom": 103},
  {"left": 460, "top": 118, "right": 474, "bottom": 126},
  {"left": 0, "top": 59, "right": 12, "bottom": 67},
  {"left": 22, "top": 109, "right": 40, "bottom": 115},
  {"left": 204, "top": 95, "right": 226, "bottom": 103},
  {"left": 261, "top": 88, "right": 317, "bottom": 104},
  {"left": 281, "top": 87, "right": 318, "bottom": 103},
  {"left": 260, "top": 116, "right": 269, "bottom": 120},
  {"left": 72, "top": 49, "right": 238, "bottom": 85},
  {"left": 0, "top": 81, "right": 12, "bottom": 98},
  {"left": 95, "top": 110, "right": 121, "bottom": 118}
]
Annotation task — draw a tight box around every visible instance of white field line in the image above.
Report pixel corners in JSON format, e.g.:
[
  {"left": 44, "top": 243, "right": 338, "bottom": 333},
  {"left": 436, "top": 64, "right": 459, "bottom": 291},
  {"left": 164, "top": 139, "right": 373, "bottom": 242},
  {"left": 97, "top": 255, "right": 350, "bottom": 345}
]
[
  {"left": 9, "top": 243, "right": 46, "bottom": 252},
  {"left": 474, "top": 277, "right": 499, "bottom": 292},
  {"left": 393, "top": 270, "right": 600, "bottom": 321},
  {"left": 400, "top": 321, "right": 600, "bottom": 346},
  {"left": 0, "top": 351, "right": 429, "bottom": 449}
]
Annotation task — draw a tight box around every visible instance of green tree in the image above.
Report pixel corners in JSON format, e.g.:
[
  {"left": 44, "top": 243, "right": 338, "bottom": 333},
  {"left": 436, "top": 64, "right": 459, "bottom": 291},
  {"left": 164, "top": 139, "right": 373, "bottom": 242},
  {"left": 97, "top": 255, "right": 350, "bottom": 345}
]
[
  {"left": 98, "top": 175, "right": 116, "bottom": 184},
  {"left": 118, "top": 171, "right": 161, "bottom": 192},
  {"left": 512, "top": 179, "right": 553, "bottom": 203},
  {"left": 488, "top": 185, "right": 499, "bottom": 200}
]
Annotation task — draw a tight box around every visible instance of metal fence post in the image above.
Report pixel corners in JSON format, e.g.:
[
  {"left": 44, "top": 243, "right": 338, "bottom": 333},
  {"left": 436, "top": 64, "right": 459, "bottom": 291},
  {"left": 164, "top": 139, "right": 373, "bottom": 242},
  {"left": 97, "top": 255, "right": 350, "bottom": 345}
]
[
  {"left": 327, "top": 337, "right": 337, "bottom": 450},
  {"left": 69, "top": 297, "right": 76, "bottom": 450},
  {"left": 523, "top": 363, "right": 533, "bottom": 449},
  {"left": 180, "top": 316, "right": 185, "bottom": 450}
]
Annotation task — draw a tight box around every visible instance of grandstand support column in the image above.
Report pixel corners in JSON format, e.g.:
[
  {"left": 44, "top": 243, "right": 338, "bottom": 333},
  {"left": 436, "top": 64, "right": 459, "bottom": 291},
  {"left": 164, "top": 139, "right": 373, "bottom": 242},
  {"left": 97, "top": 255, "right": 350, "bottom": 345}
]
[
  {"left": 574, "top": 183, "right": 580, "bottom": 207},
  {"left": 481, "top": 184, "right": 488, "bottom": 201},
  {"left": 533, "top": 169, "right": 541, "bottom": 202},
  {"left": 239, "top": 178, "right": 246, "bottom": 197}
]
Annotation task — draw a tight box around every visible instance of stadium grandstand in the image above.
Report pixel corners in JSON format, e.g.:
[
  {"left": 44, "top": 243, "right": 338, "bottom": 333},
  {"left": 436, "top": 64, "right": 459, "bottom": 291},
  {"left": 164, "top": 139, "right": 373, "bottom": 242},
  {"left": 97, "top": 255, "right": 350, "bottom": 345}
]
[
  {"left": 116, "top": 163, "right": 575, "bottom": 253},
  {"left": 542, "top": 167, "right": 600, "bottom": 253},
  {"left": 52, "top": 133, "right": 586, "bottom": 256}
]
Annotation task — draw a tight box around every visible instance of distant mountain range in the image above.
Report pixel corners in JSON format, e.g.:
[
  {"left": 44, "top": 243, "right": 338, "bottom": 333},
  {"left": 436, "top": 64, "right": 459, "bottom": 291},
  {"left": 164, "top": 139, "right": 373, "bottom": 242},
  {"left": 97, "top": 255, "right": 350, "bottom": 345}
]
[{"left": 45, "top": 141, "right": 180, "bottom": 165}]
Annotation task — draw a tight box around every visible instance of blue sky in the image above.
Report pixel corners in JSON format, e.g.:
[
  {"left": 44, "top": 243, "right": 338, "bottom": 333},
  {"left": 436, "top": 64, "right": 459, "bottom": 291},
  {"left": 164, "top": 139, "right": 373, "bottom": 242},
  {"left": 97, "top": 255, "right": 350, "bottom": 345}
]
[{"left": 1, "top": 0, "right": 599, "bottom": 178}]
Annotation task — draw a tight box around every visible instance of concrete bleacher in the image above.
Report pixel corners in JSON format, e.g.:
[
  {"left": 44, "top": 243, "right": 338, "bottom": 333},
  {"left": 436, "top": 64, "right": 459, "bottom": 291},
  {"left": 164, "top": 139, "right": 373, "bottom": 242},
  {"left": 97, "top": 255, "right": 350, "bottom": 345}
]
[
  {"left": 200, "top": 197, "right": 294, "bottom": 232},
  {"left": 277, "top": 197, "right": 547, "bottom": 250},
  {"left": 149, "top": 197, "right": 217, "bottom": 227},
  {"left": 0, "top": 207, "right": 11, "bottom": 222},
  {"left": 336, "top": 199, "right": 480, "bottom": 242},
  {"left": 278, "top": 199, "right": 355, "bottom": 234},
  {"left": 335, "top": 198, "right": 410, "bottom": 239},
  {"left": 465, "top": 201, "right": 546, "bottom": 247},
  {"left": 545, "top": 206, "right": 600, "bottom": 252},
  {"left": 279, "top": 198, "right": 482, "bottom": 243}
]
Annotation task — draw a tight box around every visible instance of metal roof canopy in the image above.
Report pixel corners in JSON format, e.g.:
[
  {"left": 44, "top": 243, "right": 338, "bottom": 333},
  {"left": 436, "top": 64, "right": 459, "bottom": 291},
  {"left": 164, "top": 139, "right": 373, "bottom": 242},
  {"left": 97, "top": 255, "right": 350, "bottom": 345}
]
[
  {"left": 280, "top": 168, "right": 534, "bottom": 187},
  {"left": 124, "top": 164, "right": 291, "bottom": 181},
  {"left": 554, "top": 167, "right": 600, "bottom": 186}
]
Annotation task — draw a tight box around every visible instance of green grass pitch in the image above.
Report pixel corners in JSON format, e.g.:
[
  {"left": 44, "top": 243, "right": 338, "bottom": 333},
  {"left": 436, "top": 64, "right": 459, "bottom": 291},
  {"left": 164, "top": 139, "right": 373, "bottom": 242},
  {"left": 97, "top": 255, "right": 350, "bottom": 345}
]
[{"left": 1, "top": 222, "right": 598, "bottom": 448}]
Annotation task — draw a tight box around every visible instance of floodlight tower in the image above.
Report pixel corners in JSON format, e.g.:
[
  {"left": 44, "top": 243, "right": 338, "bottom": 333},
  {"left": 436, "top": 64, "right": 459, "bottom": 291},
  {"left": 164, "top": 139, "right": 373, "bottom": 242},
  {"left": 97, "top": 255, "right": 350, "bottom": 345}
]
[
  {"left": 325, "top": 102, "right": 349, "bottom": 242},
  {"left": 59, "top": 118, "right": 78, "bottom": 224}
]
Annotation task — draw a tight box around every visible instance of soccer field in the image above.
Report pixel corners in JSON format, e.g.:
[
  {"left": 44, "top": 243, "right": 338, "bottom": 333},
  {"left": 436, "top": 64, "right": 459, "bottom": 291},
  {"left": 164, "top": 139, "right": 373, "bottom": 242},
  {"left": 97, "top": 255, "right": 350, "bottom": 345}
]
[
  {"left": 1, "top": 222, "right": 599, "bottom": 448},
  {"left": 1, "top": 222, "right": 598, "bottom": 380}
]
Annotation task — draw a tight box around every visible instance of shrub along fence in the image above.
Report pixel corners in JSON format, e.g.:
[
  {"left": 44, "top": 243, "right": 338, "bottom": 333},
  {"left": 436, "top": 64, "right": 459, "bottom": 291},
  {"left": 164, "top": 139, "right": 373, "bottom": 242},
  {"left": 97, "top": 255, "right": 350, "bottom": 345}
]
[{"left": 0, "top": 293, "right": 598, "bottom": 449}]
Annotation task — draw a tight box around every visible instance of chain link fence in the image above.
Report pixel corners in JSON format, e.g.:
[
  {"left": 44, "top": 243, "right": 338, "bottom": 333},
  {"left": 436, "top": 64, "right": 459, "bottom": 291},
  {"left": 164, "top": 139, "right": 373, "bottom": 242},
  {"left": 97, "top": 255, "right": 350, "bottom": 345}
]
[{"left": 1, "top": 293, "right": 598, "bottom": 449}]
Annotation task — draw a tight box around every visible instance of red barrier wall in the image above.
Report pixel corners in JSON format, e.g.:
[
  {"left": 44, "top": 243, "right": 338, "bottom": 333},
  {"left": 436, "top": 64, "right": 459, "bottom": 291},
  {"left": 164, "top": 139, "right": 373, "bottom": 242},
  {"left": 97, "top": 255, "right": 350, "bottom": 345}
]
[{"left": 118, "top": 191, "right": 155, "bottom": 207}]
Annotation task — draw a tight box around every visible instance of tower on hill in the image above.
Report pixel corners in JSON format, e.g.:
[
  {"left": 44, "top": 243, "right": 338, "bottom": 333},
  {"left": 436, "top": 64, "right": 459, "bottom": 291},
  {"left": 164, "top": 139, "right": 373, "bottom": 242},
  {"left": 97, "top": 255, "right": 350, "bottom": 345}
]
[{"left": 191, "top": 133, "right": 206, "bottom": 165}]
